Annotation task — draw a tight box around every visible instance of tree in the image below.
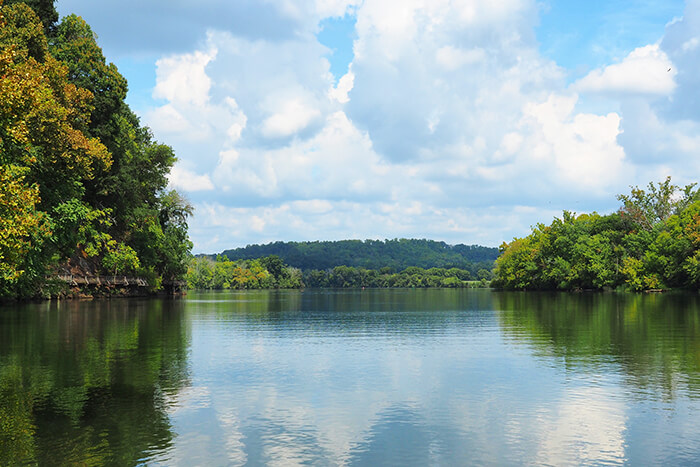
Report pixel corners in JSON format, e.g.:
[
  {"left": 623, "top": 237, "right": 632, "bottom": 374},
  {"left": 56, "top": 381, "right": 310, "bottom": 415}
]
[
  {"left": 4, "top": 0, "right": 58, "bottom": 35},
  {"left": 260, "top": 255, "right": 287, "bottom": 284},
  {"left": 50, "top": 14, "right": 127, "bottom": 141},
  {"left": 157, "top": 191, "right": 193, "bottom": 282},
  {"left": 0, "top": 3, "right": 114, "bottom": 297},
  {"left": 617, "top": 177, "right": 698, "bottom": 231},
  {"left": 0, "top": 0, "right": 48, "bottom": 61},
  {"left": 494, "top": 178, "right": 700, "bottom": 291},
  {"left": 102, "top": 242, "right": 140, "bottom": 276},
  {"left": 0, "top": 165, "right": 51, "bottom": 296},
  {"left": 0, "top": 3, "right": 111, "bottom": 209},
  {"left": 1, "top": 3, "right": 193, "bottom": 297}
]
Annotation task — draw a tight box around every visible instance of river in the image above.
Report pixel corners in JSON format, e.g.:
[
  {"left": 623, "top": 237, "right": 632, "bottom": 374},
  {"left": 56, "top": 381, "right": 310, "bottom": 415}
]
[{"left": 1, "top": 289, "right": 699, "bottom": 465}]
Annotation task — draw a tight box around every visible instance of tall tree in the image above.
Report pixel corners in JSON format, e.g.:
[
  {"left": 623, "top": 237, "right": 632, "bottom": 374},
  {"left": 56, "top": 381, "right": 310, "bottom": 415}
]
[
  {"left": 1, "top": 2, "right": 193, "bottom": 297},
  {"left": 0, "top": 3, "right": 111, "bottom": 209},
  {"left": 4, "top": 0, "right": 57, "bottom": 35},
  {"left": 0, "top": 165, "right": 51, "bottom": 296},
  {"left": 50, "top": 14, "right": 127, "bottom": 143},
  {"left": 617, "top": 177, "right": 699, "bottom": 231}
]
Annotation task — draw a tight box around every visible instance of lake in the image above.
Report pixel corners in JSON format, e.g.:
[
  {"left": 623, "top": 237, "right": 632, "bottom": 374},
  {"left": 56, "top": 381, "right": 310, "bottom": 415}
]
[{"left": 1, "top": 289, "right": 700, "bottom": 465}]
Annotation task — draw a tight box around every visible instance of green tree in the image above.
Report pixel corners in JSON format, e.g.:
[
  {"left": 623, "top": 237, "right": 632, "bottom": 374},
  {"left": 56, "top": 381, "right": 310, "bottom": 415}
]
[
  {"left": 494, "top": 178, "right": 700, "bottom": 291},
  {"left": 158, "top": 191, "right": 193, "bottom": 280},
  {"left": 0, "top": 165, "right": 51, "bottom": 296},
  {"left": 50, "top": 14, "right": 127, "bottom": 141},
  {"left": 4, "top": 0, "right": 58, "bottom": 35},
  {"left": 0, "top": 3, "right": 193, "bottom": 297},
  {"left": 102, "top": 242, "right": 140, "bottom": 276},
  {"left": 617, "top": 177, "right": 698, "bottom": 231},
  {"left": 260, "top": 255, "right": 286, "bottom": 284},
  {"left": 0, "top": 3, "right": 111, "bottom": 209}
]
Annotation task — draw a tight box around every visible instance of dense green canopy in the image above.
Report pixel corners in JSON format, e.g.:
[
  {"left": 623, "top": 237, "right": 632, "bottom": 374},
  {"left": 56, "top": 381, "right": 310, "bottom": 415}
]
[
  {"left": 493, "top": 178, "right": 700, "bottom": 291},
  {"left": 221, "top": 239, "right": 499, "bottom": 274},
  {"left": 0, "top": 1, "right": 192, "bottom": 298},
  {"left": 186, "top": 254, "right": 487, "bottom": 290}
]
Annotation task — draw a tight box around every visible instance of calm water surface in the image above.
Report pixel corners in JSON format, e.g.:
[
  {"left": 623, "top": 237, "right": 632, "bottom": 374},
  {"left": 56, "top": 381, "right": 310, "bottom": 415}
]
[{"left": 1, "top": 289, "right": 700, "bottom": 465}]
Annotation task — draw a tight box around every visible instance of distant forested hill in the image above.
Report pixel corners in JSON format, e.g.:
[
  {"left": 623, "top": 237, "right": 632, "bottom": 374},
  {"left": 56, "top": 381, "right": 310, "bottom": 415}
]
[{"left": 220, "top": 239, "right": 499, "bottom": 273}]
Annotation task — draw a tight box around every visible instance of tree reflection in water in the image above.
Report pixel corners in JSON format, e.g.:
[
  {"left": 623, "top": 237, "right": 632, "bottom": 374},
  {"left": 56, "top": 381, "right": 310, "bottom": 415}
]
[{"left": 0, "top": 298, "right": 190, "bottom": 465}]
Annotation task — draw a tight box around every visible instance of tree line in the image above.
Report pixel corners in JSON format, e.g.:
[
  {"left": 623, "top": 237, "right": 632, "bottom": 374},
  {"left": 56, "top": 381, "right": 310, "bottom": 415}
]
[
  {"left": 220, "top": 238, "right": 499, "bottom": 275},
  {"left": 493, "top": 178, "right": 700, "bottom": 291},
  {"left": 0, "top": 1, "right": 192, "bottom": 298},
  {"left": 186, "top": 255, "right": 492, "bottom": 290}
]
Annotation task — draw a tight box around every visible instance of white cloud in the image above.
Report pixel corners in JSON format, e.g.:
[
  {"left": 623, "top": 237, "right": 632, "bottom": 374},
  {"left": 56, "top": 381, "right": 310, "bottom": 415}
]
[
  {"left": 261, "top": 97, "right": 322, "bottom": 138},
  {"left": 682, "top": 36, "right": 699, "bottom": 52},
  {"left": 153, "top": 49, "right": 217, "bottom": 106},
  {"left": 435, "top": 46, "right": 486, "bottom": 70},
  {"left": 595, "top": 0, "right": 700, "bottom": 179},
  {"left": 574, "top": 44, "right": 676, "bottom": 95},
  {"left": 122, "top": 0, "right": 700, "bottom": 252},
  {"left": 224, "top": 97, "right": 247, "bottom": 142},
  {"left": 168, "top": 165, "right": 215, "bottom": 192},
  {"left": 212, "top": 110, "right": 390, "bottom": 201},
  {"left": 147, "top": 105, "right": 190, "bottom": 133},
  {"left": 328, "top": 70, "right": 355, "bottom": 104},
  {"left": 519, "top": 94, "right": 625, "bottom": 189}
]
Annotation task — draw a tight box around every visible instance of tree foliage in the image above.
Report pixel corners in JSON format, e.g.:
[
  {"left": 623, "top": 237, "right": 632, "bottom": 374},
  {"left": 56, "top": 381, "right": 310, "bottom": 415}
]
[
  {"left": 0, "top": 165, "right": 51, "bottom": 295},
  {"left": 186, "top": 255, "right": 486, "bottom": 290},
  {"left": 303, "top": 265, "right": 485, "bottom": 288},
  {"left": 0, "top": 4, "right": 111, "bottom": 209},
  {"left": 0, "top": 1, "right": 192, "bottom": 298},
  {"left": 186, "top": 256, "right": 293, "bottom": 290},
  {"left": 4, "top": 0, "right": 57, "bottom": 35},
  {"left": 494, "top": 179, "right": 700, "bottom": 291},
  {"left": 221, "top": 239, "right": 499, "bottom": 275}
]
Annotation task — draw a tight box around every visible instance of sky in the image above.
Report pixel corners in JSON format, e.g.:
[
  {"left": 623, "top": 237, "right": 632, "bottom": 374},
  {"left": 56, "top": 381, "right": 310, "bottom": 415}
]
[{"left": 55, "top": 0, "right": 700, "bottom": 253}]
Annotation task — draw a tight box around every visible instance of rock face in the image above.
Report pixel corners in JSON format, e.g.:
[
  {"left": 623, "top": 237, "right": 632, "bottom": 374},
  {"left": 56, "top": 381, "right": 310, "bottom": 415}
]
[
  {"left": 57, "top": 252, "right": 101, "bottom": 277},
  {"left": 47, "top": 253, "right": 186, "bottom": 299},
  {"left": 50, "top": 254, "right": 150, "bottom": 299}
]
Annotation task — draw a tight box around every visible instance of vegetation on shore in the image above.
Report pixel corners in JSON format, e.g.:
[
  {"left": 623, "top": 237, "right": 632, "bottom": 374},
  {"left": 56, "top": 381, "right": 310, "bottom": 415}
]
[
  {"left": 186, "top": 254, "right": 491, "bottom": 290},
  {"left": 221, "top": 239, "right": 498, "bottom": 276},
  {"left": 493, "top": 178, "right": 700, "bottom": 291},
  {"left": 0, "top": 1, "right": 192, "bottom": 299}
]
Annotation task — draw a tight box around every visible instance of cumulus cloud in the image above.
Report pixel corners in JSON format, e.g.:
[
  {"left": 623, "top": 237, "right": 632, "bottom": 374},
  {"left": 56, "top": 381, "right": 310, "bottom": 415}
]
[
  {"left": 135, "top": 0, "right": 640, "bottom": 251},
  {"left": 435, "top": 46, "right": 486, "bottom": 70},
  {"left": 519, "top": 94, "right": 625, "bottom": 189},
  {"left": 65, "top": 0, "right": 696, "bottom": 252},
  {"left": 346, "top": 0, "right": 562, "bottom": 166},
  {"left": 328, "top": 70, "right": 355, "bottom": 104},
  {"left": 596, "top": 0, "right": 700, "bottom": 180},
  {"left": 168, "top": 166, "right": 215, "bottom": 192},
  {"left": 573, "top": 45, "right": 675, "bottom": 95},
  {"left": 153, "top": 50, "right": 217, "bottom": 106},
  {"left": 261, "top": 97, "right": 322, "bottom": 139},
  {"left": 212, "top": 110, "right": 390, "bottom": 202}
]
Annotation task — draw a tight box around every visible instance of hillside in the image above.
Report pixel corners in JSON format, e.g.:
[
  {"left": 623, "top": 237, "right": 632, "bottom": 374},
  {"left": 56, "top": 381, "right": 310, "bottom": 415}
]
[
  {"left": 0, "top": 2, "right": 191, "bottom": 299},
  {"left": 220, "top": 239, "right": 499, "bottom": 273}
]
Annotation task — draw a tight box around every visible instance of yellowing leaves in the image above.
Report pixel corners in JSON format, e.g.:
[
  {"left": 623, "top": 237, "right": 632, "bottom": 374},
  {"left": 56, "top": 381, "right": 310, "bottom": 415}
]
[
  {"left": 0, "top": 165, "right": 50, "bottom": 282},
  {"left": 0, "top": 39, "right": 111, "bottom": 181}
]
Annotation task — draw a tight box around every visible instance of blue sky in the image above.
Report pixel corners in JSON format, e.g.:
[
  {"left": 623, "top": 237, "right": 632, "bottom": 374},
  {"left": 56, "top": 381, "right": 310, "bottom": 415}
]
[
  {"left": 56, "top": 0, "right": 700, "bottom": 253},
  {"left": 537, "top": 0, "right": 684, "bottom": 71}
]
